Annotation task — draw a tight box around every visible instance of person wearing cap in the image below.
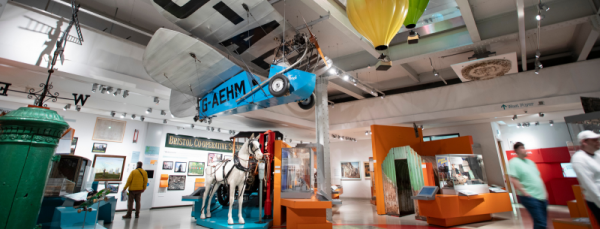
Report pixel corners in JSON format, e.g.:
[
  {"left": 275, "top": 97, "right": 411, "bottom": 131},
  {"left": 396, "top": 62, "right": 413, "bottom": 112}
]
[
  {"left": 122, "top": 161, "right": 148, "bottom": 219},
  {"left": 508, "top": 142, "right": 548, "bottom": 229},
  {"left": 571, "top": 130, "right": 600, "bottom": 225}
]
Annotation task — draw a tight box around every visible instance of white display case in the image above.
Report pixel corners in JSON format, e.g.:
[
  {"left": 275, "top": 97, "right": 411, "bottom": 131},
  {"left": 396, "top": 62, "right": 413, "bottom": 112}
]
[
  {"left": 281, "top": 147, "right": 314, "bottom": 199},
  {"left": 436, "top": 154, "right": 489, "bottom": 195}
]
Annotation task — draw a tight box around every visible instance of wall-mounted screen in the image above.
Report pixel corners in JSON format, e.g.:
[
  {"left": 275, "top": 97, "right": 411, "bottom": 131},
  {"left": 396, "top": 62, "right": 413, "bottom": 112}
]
[{"left": 561, "top": 163, "right": 577, "bottom": 178}]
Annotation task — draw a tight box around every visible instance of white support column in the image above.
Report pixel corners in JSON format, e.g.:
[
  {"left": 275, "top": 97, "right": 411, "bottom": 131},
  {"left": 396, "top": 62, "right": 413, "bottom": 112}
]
[
  {"left": 516, "top": 0, "right": 527, "bottom": 71},
  {"left": 456, "top": 0, "right": 481, "bottom": 42},
  {"left": 315, "top": 75, "right": 332, "bottom": 221},
  {"left": 573, "top": 19, "right": 600, "bottom": 61},
  {"left": 0, "top": 0, "right": 8, "bottom": 18}
]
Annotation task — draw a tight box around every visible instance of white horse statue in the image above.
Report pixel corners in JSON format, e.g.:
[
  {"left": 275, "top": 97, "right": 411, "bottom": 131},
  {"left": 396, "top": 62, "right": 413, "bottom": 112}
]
[{"left": 200, "top": 134, "right": 263, "bottom": 224}]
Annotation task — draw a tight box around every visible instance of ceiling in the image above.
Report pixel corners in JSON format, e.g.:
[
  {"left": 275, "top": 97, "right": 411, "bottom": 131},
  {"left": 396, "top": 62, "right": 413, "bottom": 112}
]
[{"left": 3, "top": 0, "right": 599, "bottom": 142}]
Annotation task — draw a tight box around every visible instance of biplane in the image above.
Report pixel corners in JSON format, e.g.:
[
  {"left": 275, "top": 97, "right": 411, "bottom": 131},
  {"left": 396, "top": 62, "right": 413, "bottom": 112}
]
[{"left": 142, "top": 0, "right": 332, "bottom": 122}]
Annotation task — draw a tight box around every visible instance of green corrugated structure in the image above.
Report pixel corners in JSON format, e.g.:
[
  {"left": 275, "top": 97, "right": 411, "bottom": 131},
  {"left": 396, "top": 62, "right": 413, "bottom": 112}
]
[
  {"left": 381, "top": 146, "right": 424, "bottom": 216},
  {"left": 0, "top": 106, "right": 69, "bottom": 229}
]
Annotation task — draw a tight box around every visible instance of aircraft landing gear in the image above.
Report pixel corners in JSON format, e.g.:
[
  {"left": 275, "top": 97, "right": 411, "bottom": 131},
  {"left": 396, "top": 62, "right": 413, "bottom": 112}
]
[
  {"left": 269, "top": 75, "right": 289, "bottom": 97},
  {"left": 298, "top": 93, "right": 315, "bottom": 110}
]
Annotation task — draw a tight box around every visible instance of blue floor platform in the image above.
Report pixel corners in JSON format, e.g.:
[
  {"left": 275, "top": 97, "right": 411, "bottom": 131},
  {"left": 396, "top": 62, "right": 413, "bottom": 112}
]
[{"left": 182, "top": 194, "right": 271, "bottom": 229}]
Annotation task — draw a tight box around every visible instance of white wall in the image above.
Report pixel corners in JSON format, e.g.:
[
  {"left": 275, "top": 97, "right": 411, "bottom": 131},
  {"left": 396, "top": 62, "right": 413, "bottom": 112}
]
[
  {"left": 329, "top": 139, "right": 373, "bottom": 199},
  {"left": 423, "top": 123, "right": 505, "bottom": 187},
  {"left": 498, "top": 122, "right": 572, "bottom": 151}
]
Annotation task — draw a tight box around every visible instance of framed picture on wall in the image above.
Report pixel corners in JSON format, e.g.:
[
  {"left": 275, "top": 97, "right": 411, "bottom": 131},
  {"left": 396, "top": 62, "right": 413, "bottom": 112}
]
[
  {"left": 207, "top": 153, "right": 222, "bottom": 164},
  {"left": 163, "top": 161, "right": 173, "bottom": 170},
  {"left": 92, "top": 117, "right": 127, "bottom": 143},
  {"left": 107, "top": 183, "right": 119, "bottom": 193},
  {"left": 92, "top": 143, "right": 107, "bottom": 153},
  {"left": 341, "top": 161, "right": 361, "bottom": 180},
  {"left": 174, "top": 162, "right": 187, "bottom": 173},
  {"left": 188, "top": 161, "right": 205, "bottom": 176},
  {"left": 168, "top": 175, "right": 186, "bottom": 190},
  {"left": 70, "top": 137, "right": 78, "bottom": 154},
  {"left": 93, "top": 155, "right": 126, "bottom": 181},
  {"left": 363, "top": 162, "right": 371, "bottom": 178}
]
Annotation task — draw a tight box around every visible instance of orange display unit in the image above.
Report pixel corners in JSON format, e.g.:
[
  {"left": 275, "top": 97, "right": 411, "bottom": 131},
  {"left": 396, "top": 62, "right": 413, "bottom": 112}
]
[
  {"left": 417, "top": 193, "right": 512, "bottom": 227},
  {"left": 280, "top": 196, "right": 332, "bottom": 229},
  {"left": 370, "top": 125, "right": 474, "bottom": 215},
  {"left": 422, "top": 162, "right": 435, "bottom": 186},
  {"left": 273, "top": 140, "right": 290, "bottom": 226},
  {"left": 194, "top": 178, "right": 205, "bottom": 190},
  {"left": 159, "top": 174, "right": 168, "bottom": 188}
]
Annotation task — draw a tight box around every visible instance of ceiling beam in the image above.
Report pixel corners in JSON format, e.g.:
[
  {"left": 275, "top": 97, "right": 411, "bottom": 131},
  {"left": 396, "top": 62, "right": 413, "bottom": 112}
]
[
  {"left": 516, "top": 0, "right": 527, "bottom": 71},
  {"left": 295, "top": 13, "right": 330, "bottom": 32},
  {"left": 400, "top": 63, "right": 420, "bottom": 82},
  {"left": 456, "top": 0, "right": 481, "bottom": 42},
  {"left": 573, "top": 19, "right": 600, "bottom": 61},
  {"left": 328, "top": 80, "right": 366, "bottom": 99},
  {"left": 300, "top": 0, "right": 379, "bottom": 58}
]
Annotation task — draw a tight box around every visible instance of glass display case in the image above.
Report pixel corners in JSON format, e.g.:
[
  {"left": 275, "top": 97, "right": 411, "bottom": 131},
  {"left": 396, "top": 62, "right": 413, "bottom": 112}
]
[
  {"left": 281, "top": 147, "right": 314, "bottom": 199},
  {"left": 47, "top": 155, "right": 92, "bottom": 194},
  {"left": 565, "top": 111, "right": 600, "bottom": 146},
  {"left": 436, "top": 154, "right": 489, "bottom": 194}
]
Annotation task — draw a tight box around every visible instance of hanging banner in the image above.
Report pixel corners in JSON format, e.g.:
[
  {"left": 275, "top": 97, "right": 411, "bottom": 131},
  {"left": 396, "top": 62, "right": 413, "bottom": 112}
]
[{"left": 165, "top": 133, "right": 241, "bottom": 153}]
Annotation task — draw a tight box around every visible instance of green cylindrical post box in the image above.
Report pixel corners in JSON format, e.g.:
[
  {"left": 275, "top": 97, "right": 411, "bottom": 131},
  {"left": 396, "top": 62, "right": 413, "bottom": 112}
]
[{"left": 0, "top": 106, "right": 69, "bottom": 229}]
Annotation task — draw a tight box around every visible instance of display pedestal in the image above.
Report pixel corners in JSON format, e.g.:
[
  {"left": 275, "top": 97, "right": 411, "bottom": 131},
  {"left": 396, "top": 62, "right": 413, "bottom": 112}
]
[
  {"left": 280, "top": 195, "right": 332, "bottom": 229},
  {"left": 183, "top": 194, "right": 271, "bottom": 229},
  {"left": 418, "top": 193, "right": 512, "bottom": 227}
]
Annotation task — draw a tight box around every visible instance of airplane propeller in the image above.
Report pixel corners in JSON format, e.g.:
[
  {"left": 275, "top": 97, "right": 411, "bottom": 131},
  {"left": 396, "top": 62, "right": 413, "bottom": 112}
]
[{"left": 301, "top": 15, "right": 328, "bottom": 67}]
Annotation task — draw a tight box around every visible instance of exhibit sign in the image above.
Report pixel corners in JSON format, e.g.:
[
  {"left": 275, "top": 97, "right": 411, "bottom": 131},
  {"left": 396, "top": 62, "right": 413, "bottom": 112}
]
[
  {"left": 188, "top": 161, "right": 205, "bottom": 176},
  {"left": 165, "top": 133, "right": 242, "bottom": 152}
]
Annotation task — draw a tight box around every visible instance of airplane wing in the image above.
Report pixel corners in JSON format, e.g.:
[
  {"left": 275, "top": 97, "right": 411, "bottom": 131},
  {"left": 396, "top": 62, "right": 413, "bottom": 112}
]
[{"left": 150, "top": 0, "right": 296, "bottom": 76}]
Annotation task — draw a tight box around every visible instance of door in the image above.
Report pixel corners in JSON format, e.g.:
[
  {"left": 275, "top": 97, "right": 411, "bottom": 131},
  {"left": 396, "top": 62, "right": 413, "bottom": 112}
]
[
  {"left": 497, "top": 141, "right": 513, "bottom": 194},
  {"left": 394, "top": 159, "right": 414, "bottom": 216}
]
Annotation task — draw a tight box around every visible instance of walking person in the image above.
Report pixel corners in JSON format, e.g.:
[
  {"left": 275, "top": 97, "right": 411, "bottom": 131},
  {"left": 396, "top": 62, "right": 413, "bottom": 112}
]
[
  {"left": 508, "top": 142, "right": 548, "bottom": 229},
  {"left": 571, "top": 130, "right": 600, "bottom": 226},
  {"left": 122, "top": 161, "right": 148, "bottom": 219}
]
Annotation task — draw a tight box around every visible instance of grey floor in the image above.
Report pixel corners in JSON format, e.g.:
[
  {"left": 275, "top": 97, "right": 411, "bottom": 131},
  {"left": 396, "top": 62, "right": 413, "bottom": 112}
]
[{"left": 105, "top": 198, "right": 570, "bottom": 229}]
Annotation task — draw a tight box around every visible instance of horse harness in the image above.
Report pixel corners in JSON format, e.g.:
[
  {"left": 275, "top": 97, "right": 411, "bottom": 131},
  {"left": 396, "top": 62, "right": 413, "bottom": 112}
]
[{"left": 217, "top": 140, "right": 260, "bottom": 182}]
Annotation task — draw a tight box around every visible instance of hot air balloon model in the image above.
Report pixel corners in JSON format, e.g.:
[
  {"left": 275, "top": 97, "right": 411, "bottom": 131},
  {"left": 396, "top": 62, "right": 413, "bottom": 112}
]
[
  {"left": 404, "top": 0, "right": 430, "bottom": 29},
  {"left": 347, "top": 0, "right": 410, "bottom": 51}
]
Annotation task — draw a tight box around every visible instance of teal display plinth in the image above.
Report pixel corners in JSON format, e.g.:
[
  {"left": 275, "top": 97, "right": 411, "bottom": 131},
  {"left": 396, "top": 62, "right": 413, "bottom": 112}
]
[{"left": 0, "top": 106, "right": 69, "bottom": 229}]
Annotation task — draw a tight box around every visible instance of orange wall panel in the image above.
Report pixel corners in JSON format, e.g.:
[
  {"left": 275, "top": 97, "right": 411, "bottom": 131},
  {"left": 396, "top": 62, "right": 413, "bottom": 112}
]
[{"left": 419, "top": 136, "right": 474, "bottom": 156}]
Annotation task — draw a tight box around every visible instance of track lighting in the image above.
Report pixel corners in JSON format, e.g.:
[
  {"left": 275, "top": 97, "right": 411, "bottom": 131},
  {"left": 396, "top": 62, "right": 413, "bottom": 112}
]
[
  {"left": 106, "top": 87, "right": 113, "bottom": 94},
  {"left": 217, "top": 128, "right": 221, "bottom": 132},
  {"left": 140, "top": 116, "right": 145, "bottom": 121},
  {"left": 512, "top": 115, "right": 518, "bottom": 120},
  {"left": 538, "top": 3, "right": 549, "bottom": 11},
  {"left": 329, "top": 68, "right": 337, "bottom": 75},
  {"left": 535, "top": 50, "right": 541, "bottom": 58},
  {"left": 549, "top": 120, "right": 554, "bottom": 126},
  {"left": 163, "top": 119, "right": 167, "bottom": 124},
  {"left": 420, "top": 125, "right": 424, "bottom": 129},
  {"left": 122, "top": 90, "right": 129, "bottom": 98},
  {"left": 536, "top": 14, "right": 544, "bottom": 21},
  {"left": 535, "top": 121, "right": 540, "bottom": 126},
  {"left": 365, "top": 131, "right": 369, "bottom": 135},
  {"left": 111, "top": 111, "right": 116, "bottom": 117},
  {"left": 193, "top": 115, "right": 199, "bottom": 122},
  {"left": 433, "top": 70, "right": 439, "bottom": 77},
  {"left": 146, "top": 108, "right": 152, "bottom": 114},
  {"left": 92, "top": 83, "right": 98, "bottom": 93},
  {"left": 538, "top": 112, "right": 544, "bottom": 117},
  {"left": 75, "top": 105, "right": 81, "bottom": 112},
  {"left": 408, "top": 30, "right": 420, "bottom": 44},
  {"left": 154, "top": 97, "right": 160, "bottom": 104},
  {"left": 100, "top": 86, "right": 107, "bottom": 94},
  {"left": 63, "top": 104, "right": 71, "bottom": 110},
  {"left": 211, "top": 127, "right": 214, "bottom": 132},
  {"left": 343, "top": 75, "right": 349, "bottom": 81},
  {"left": 207, "top": 117, "right": 212, "bottom": 125},
  {"left": 191, "top": 124, "right": 194, "bottom": 129},
  {"left": 161, "top": 110, "right": 166, "bottom": 115},
  {"left": 131, "top": 114, "right": 136, "bottom": 119},
  {"left": 113, "top": 89, "right": 121, "bottom": 96},
  {"left": 517, "top": 123, "right": 522, "bottom": 128},
  {"left": 206, "top": 126, "right": 210, "bottom": 131},
  {"left": 121, "top": 113, "right": 126, "bottom": 118}
]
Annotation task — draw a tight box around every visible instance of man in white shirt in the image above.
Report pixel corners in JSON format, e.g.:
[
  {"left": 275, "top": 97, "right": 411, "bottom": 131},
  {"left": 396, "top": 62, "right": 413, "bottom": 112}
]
[{"left": 571, "top": 130, "right": 600, "bottom": 225}]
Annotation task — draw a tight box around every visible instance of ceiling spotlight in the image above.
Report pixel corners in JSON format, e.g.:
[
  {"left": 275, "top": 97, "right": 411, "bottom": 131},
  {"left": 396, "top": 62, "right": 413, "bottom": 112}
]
[
  {"left": 231, "top": 130, "right": 235, "bottom": 135},
  {"left": 75, "top": 105, "right": 81, "bottom": 112},
  {"left": 512, "top": 115, "right": 518, "bottom": 120},
  {"left": 217, "top": 128, "right": 221, "bottom": 132},
  {"left": 106, "top": 86, "right": 114, "bottom": 94},
  {"left": 121, "top": 113, "right": 126, "bottom": 118},
  {"left": 131, "top": 114, "right": 136, "bottom": 120},
  {"left": 171, "top": 114, "right": 175, "bottom": 118},
  {"left": 365, "top": 131, "right": 369, "bottom": 135},
  {"left": 154, "top": 97, "right": 160, "bottom": 104},
  {"left": 535, "top": 50, "right": 541, "bottom": 58},
  {"left": 122, "top": 90, "right": 129, "bottom": 98},
  {"left": 408, "top": 30, "right": 420, "bottom": 44},
  {"left": 191, "top": 124, "right": 194, "bottom": 129},
  {"left": 111, "top": 111, "right": 116, "bottom": 117},
  {"left": 538, "top": 112, "right": 544, "bottom": 117},
  {"left": 100, "top": 86, "right": 107, "bottom": 94},
  {"left": 63, "top": 104, "right": 71, "bottom": 111},
  {"left": 146, "top": 108, "right": 152, "bottom": 114},
  {"left": 536, "top": 14, "right": 544, "bottom": 21},
  {"left": 211, "top": 127, "right": 214, "bottom": 132},
  {"left": 207, "top": 117, "right": 212, "bottom": 125},
  {"left": 539, "top": 3, "right": 549, "bottom": 11},
  {"left": 549, "top": 120, "right": 554, "bottom": 126},
  {"left": 517, "top": 123, "right": 522, "bottom": 128},
  {"left": 161, "top": 110, "right": 166, "bottom": 116},
  {"left": 433, "top": 70, "right": 439, "bottom": 77},
  {"left": 535, "top": 121, "right": 540, "bottom": 126},
  {"left": 193, "top": 115, "right": 199, "bottom": 122},
  {"left": 163, "top": 119, "right": 167, "bottom": 124},
  {"left": 140, "top": 116, "right": 145, "bottom": 122},
  {"left": 419, "top": 125, "right": 424, "bottom": 129},
  {"left": 92, "top": 83, "right": 98, "bottom": 93},
  {"left": 113, "top": 88, "right": 121, "bottom": 96},
  {"left": 381, "top": 95, "right": 385, "bottom": 99},
  {"left": 206, "top": 126, "right": 210, "bottom": 131},
  {"left": 329, "top": 68, "right": 337, "bottom": 75},
  {"left": 343, "top": 75, "right": 349, "bottom": 81}
]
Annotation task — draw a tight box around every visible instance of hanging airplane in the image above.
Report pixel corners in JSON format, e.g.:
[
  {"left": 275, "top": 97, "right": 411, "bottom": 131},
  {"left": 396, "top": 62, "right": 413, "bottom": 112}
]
[{"left": 142, "top": 0, "right": 332, "bottom": 123}]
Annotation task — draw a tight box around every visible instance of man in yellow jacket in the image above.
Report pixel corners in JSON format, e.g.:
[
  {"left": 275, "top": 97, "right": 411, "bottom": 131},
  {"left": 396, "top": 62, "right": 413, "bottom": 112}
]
[{"left": 122, "top": 161, "right": 148, "bottom": 218}]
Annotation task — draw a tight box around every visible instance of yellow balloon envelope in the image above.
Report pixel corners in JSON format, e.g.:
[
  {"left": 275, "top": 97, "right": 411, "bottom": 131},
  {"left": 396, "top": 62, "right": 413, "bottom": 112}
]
[{"left": 347, "top": 0, "right": 409, "bottom": 51}]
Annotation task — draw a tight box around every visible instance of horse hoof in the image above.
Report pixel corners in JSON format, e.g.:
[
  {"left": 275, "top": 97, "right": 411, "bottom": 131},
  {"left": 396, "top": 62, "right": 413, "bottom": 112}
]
[
  {"left": 200, "top": 215, "right": 206, "bottom": 219},
  {"left": 228, "top": 218, "right": 234, "bottom": 224},
  {"left": 239, "top": 219, "right": 245, "bottom": 224},
  {"left": 206, "top": 214, "right": 211, "bottom": 218}
]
